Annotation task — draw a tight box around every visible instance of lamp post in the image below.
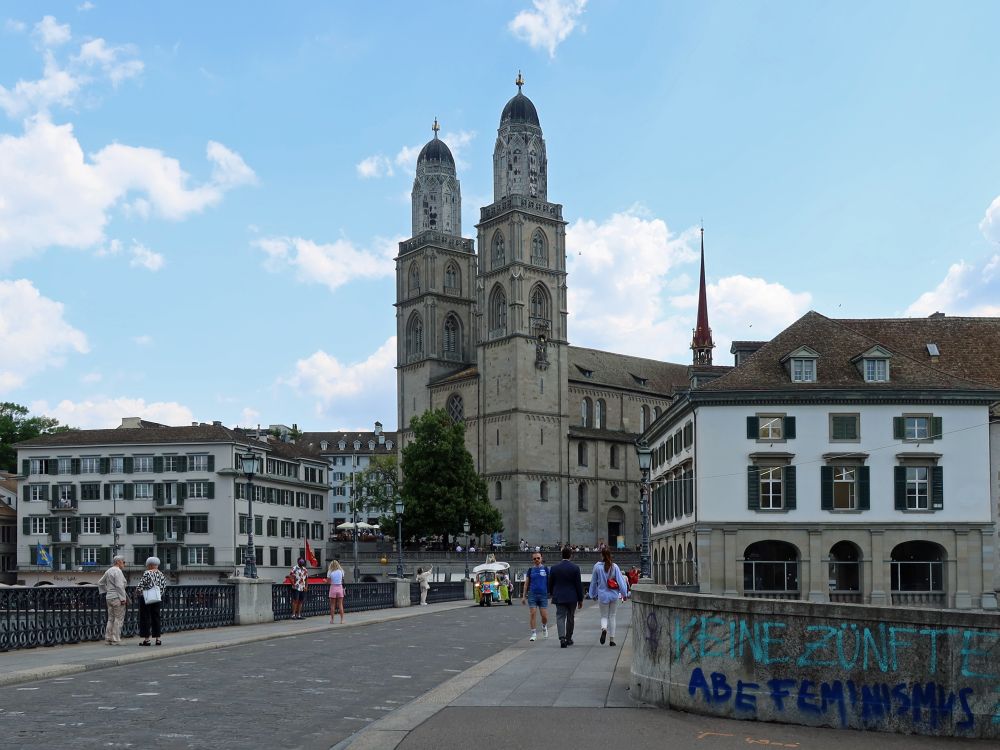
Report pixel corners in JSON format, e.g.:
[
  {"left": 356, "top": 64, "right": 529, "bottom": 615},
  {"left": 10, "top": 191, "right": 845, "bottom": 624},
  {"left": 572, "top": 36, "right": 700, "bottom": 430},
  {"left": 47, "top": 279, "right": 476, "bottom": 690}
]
[
  {"left": 635, "top": 439, "right": 652, "bottom": 581},
  {"left": 240, "top": 451, "right": 260, "bottom": 579},
  {"left": 395, "top": 496, "right": 404, "bottom": 578},
  {"left": 352, "top": 495, "right": 360, "bottom": 583},
  {"left": 463, "top": 518, "right": 471, "bottom": 579}
]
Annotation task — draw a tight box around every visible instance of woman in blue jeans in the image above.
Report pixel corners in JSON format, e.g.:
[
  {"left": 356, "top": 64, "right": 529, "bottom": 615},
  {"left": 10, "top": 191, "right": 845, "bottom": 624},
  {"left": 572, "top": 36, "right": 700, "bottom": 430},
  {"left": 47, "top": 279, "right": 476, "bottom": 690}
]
[{"left": 588, "top": 548, "right": 629, "bottom": 647}]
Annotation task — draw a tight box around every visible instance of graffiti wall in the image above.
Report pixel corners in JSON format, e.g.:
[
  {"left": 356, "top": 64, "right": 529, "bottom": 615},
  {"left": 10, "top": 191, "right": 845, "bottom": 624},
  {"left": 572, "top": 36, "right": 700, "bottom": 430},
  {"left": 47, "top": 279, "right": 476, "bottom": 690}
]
[{"left": 630, "top": 587, "right": 1000, "bottom": 739}]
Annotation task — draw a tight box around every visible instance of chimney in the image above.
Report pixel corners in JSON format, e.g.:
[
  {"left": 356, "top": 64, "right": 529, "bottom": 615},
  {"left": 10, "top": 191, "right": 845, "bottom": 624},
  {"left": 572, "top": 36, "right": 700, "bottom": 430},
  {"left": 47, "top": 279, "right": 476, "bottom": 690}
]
[{"left": 213, "top": 421, "right": 222, "bottom": 427}]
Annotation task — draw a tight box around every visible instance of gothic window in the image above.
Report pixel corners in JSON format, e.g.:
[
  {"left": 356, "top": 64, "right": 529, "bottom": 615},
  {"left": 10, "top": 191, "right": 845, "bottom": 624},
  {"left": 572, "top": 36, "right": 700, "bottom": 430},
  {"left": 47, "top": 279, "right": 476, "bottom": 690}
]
[
  {"left": 447, "top": 393, "right": 464, "bottom": 423},
  {"left": 610, "top": 444, "right": 619, "bottom": 469},
  {"left": 406, "top": 313, "right": 423, "bottom": 359},
  {"left": 640, "top": 405, "right": 650, "bottom": 432},
  {"left": 578, "top": 441, "right": 588, "bottom": 467},
  {"left": 577, "top": 483, "right": 588, "bottom": 512},
  {"left": 529, "top": 284, "right": 550, "bottom": 329},
  {"left": 492, "top": 231, "right": 505, "bottom": 266},
  {"left": 444, "top": 262, "right": 460, "bottom": 293},
  {"left": 581, "top": 397, "right": 592, "bottom": 427},
  {"left": 531, "top": 230, "right": 547, "bottom": 266},
  {"left": 409, "top": 263, "right": 420, "bottom": 295},
  {"left": 539, "top": 480, "right": 548, "bottom": 502},
  {"left": 489, "top": 285, "right": 507, "bottom": 336},
  {"left": 596, "top": 399, "right": 606, "bottom": 429},
  {"left": 443, "top": 314, "right": 461, "bottom": 359},
  {"left": 495, "top": 481, "right": 502, "bottom": 503}
]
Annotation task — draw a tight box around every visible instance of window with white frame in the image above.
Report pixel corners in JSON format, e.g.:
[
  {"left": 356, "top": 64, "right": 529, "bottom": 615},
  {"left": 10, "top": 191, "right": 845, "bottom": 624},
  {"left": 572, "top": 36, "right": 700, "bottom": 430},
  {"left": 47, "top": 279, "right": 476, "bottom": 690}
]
[
  {"left": 904, "top": 416, "right": 930, "bottom": 440},
  {"left": 81, "top": 456, "right": 100, "bottom": 473},
  {"left": 30, "top": 485, "right": 47, "bottom": 502},
  {"left": 110, "top": 456, "right": 125, "bottom": 473},
  {"left": 163, "top": 455, "right": 180, "bottom": 471},
  {"left": 791, "top": 358, "right": 816, "bottom": 382},
  {"left": 57, "top": 484, "right": 73, "bottom": 506},
  {"left": 81, "top": 517, "right": 100, "bottom": 535},
  {"left": 134, "top": 455, "right": 153, "bottom": 473},
  {"left": 110, "top": 483, "right": 125, "bottom": 501},
  {"left": 134, "top": 483, "right": 153, "bottom": 499},
  {"left": 135, "top": 516, "right": 152, "bottom": 533},
  {"left": 29, "top": 517, "right": 50, "bottom": 534},
  {"left": 758, "top": 416, "right": 783, "bottom": 440},
  {"left": 80, "top": 547, "right": 99, "bottom": 564},
  {"left": 29, "top": 458, "right": 47, "bottom": 474},
  {"left": 759, "top": 467, "right": 784, "bottom": 510},
  {"left": 833, "top": 467, "right": 857, "bottom": 510},
  {"left": 57, "top": 457, "right": 72, "bottom": 474},
  {"left": 187, "top": 454, "right": 209, "bottom": 472},
  {"left": 905, "top": 466, "right": 929, "bottom": 510},
  {"left": 863, "top": 358, "right": 889, "bottom": 382},
  {"left": 188, "top": 481, "right": 210, "bottom": 498},
  {"left": 187, "top": 547, "right": 210, "bottom": 565}
]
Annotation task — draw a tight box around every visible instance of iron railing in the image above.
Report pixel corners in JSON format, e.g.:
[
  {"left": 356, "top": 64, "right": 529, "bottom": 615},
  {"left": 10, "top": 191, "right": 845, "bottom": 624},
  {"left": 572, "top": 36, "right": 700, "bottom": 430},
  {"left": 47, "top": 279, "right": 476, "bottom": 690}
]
[
  {"left": 0, "top": 585, "right": 235, "bottom": 652},
  {"left": 410, "top": 581, "right": 466, "bottom": 605},
  {"left": 271, "top": 582, "right": 395, "bottom": 621}
]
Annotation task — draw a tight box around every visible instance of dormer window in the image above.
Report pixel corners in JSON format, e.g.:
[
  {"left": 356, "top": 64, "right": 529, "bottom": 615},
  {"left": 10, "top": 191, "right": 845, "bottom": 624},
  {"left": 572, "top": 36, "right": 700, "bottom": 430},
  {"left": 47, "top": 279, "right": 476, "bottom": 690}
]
[
  {"left": 781, "top": 346, "right": 819, "bottom": 383},
  {"left": 320, "top": 440, "right": 328, "bottom": 450},
  {"left": 368, "top": 440, "right": 375, "bottom": 450},
  {"left": 575, "top": 365, "right": 594, "bottom": 379},
  {"left": 631, "top": 374, "right": 648, "bottom": 386},
  {"left": 353, "top": 440, "right": 361, "bottom": 450},
  {"left": 852, "top": 345, "right": 892, "bottom": 383},
  {"left": 386, "top": 440, "right": 393, "bottom": 450},
  {"left": 338, "top": 440, "right": 346, "bottom": 450}
]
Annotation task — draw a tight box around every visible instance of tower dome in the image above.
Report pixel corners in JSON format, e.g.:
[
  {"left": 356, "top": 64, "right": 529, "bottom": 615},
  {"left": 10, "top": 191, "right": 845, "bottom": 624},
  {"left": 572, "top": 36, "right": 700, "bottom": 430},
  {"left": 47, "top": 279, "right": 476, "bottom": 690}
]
[
  {"left": 411, "top": 118, "right": 462, "bottom": 236},
  {"left": 417, "top": 135, "right": 455, "bottom": 167},
  {"left": 493, "top": 72, "right": 547, "bottom": 201},
  {"left": 500, "top": 90, "right": 540, "bottom": 128}
]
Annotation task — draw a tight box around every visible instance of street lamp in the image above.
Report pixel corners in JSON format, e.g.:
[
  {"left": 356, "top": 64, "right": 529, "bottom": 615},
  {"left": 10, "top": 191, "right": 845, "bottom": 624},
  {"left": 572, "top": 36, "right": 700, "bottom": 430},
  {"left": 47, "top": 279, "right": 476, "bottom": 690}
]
[
  {"left": 352, "top": 495, "right": 360, "bottom": 583},
  {"left": 395, "top": 496, "right": 404, "bottom": 578},
  {"left": 635, "top": 439, "right": 652, "bottom": 581},
  {"left": 240, "top": 451, "right": 261, "bottom": 579},
  {"left": 463, "top": 518, "right": 471, "bottom": 579}
]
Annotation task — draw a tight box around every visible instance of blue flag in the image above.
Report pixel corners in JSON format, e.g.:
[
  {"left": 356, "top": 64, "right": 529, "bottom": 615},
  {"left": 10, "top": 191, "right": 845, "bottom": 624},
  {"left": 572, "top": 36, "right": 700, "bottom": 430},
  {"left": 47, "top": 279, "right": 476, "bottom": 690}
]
[{"left": 36, "top": 543, "right": 52, "bottom": 567}]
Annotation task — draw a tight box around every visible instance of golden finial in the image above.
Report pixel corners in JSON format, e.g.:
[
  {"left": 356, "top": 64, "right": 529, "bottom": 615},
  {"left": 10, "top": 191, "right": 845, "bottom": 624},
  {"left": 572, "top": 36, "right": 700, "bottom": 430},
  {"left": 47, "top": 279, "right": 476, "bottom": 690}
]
[
  {"left": 432, "top": 117, "right": 440, "bottom": 137},
  {"left": 516, "top": 71, "right": 524, "bottom": 91}
]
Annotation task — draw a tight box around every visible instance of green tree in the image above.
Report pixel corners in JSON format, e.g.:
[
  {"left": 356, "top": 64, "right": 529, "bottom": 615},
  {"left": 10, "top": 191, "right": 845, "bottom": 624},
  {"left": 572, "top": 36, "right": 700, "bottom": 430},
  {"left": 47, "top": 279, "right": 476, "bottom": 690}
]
[
  {"left": 353, "top": 454, "right": 401, "bottom": 532},
  {"left": 0, "top": 402, "right": 71, "bottom": 472},
  {"left": 399, "top": 409, "right": 502, "bottom": 542}
]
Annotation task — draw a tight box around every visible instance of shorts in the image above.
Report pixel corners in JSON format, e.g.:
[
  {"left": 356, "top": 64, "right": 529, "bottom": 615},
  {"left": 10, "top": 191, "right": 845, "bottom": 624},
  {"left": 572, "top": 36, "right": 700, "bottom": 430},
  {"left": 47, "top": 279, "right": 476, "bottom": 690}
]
[
  {"left": 526, "top": 591, "right": 548, "bottom": 609},
  {"left": 291, "top": 589, "right": 306, "bottom": 602},
  {"left": 328, "top": 584, "right": 344, "bottom": 599}
]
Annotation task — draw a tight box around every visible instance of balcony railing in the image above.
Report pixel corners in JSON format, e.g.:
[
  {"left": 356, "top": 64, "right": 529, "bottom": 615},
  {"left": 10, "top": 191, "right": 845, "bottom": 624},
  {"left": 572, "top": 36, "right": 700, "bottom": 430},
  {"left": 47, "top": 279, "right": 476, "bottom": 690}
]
[
  {"left": 891, "top": 591, "right": 946, "bottom": 608},
  {"left": 50, "top": 498, "right": 78, "bottom": 512},
  {"left": 829, "top": 591, "right": 863, "bottom": 604},
  {"left": 154, "top": 497, "right": 184, "bottom": 510},
  {"left": 743, "top": 590, "right": 800, "bottom": 600}
]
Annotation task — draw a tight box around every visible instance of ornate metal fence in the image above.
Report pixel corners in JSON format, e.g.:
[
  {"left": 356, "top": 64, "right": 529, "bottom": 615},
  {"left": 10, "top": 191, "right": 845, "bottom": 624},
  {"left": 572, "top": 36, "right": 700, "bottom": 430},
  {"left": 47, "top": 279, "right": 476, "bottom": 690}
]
[
  {"left": 410, "top": 581, "right": 467, "bottom": 605},
  {"left": 272, "top": 582, "right": 396, "bottom": 621},
  {"left": 0, "top": 585, "right": 235, "bottom": 652}
]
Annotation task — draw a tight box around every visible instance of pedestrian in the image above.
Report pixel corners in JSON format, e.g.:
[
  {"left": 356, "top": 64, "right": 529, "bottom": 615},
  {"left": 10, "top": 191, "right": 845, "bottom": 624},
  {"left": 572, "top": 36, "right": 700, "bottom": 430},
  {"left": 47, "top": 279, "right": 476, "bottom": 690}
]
[
  {"left": 415, "top": 566, "right": 433, "bottom": 605},
  {"left": 327, "top": 559, "right": 346, "bottom": 624},
  {"left": 136, "top": 556, "right": 167, "bottom": 646},
  {"left": 97, "top": 554, "right": 128, "bottom": 646},
  {"left": 627, "top": 566, "right": 640, "bottom": 588},
  {"left": 548, "top": 546, "right": 583, "bottom": 648},
  {"left": 588, "top": 548, "right": 629, "bottom": 647},
  {"left": 520, "top": 550, "right": 549, "bottom": 641},
  {"left": 289, "top": 558, "right": 309, "bottom": 619}
]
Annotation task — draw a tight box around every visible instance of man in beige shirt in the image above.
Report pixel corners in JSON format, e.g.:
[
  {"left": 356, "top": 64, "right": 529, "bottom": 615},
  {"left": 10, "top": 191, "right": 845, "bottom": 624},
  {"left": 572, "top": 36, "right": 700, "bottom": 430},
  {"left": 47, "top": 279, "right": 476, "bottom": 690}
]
[{"left": 98, "top": 555, "right": 128, "bottom": 645}]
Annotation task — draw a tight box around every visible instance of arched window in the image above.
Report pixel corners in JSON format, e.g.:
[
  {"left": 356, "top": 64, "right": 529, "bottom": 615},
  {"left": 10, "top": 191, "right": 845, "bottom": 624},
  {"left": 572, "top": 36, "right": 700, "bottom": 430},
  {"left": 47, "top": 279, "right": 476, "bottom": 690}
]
[
  {"left": 529, "top": 284, "right": 550, "bottom": 328},
  {"left": 495, "top": 481, "right": 502, "bottom": 502},
  {"left": 406, "top": 313, "right": 423, "bottom": 358},
  {"left": 595, "top": 399, "right": 606, "bottom": 429},
  {"left": 531, "top": 230, "right": 548, "bottom": 265},
  {"left": 829, "top": 541, "right": 861, "bottom": 601},
  {"left": 443, "top": 314, "right": 461, "bottom": 359},
  {"left": 444, "top": 262, "right": 460, "bottom": 293},
  {"left": 539, "top": 480, "right": 548, "bottom": 502},
  {"left": 609, "top": 444, "right": 619, "bottom": 469},
  {"left": 653, "top": 406, "right": 661, "bottom": 420},
  {"left": 667, "top": 547, "right": 675, "bottom": 585},
  {"left": 492, "top": 231, "right": 505, "bottom": 266},
  {"left": 640, "top": 405, "right": 650, "bottom": 432},
  {"left": 408, "top": 263, "right": 420, "bottom": 295},
  {"left": 577, "top": 483, "right": 588, "bottom": 512},
  {"left": 890, "top": 541, "right": 945, "bottom": 605},
  {"left": 489, "top": 285, "right": 507, "bottom": 336},
  {"left": 687, "top": 542, "right": 696, "bottom": 586},
  {"left": 577, "top": 441, "right": 588, "bottom": 466},
  {"left": 580, "top": 397, "right": 592, "bottom": 427},
  {"left": 676, "top": 544, "right": 685, "bottom": 584},
  {"left": 447, "top": 393, "right": 464, "bottom": 423},
  {"left": 743, "top": 540, "right": 800, "bottom": 596}
]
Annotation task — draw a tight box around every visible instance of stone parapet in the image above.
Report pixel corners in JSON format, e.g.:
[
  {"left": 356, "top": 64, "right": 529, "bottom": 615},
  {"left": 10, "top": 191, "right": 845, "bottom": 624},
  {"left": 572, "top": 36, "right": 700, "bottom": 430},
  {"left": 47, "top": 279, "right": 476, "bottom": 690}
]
[{"left": 225, "top": 577, "right": 276, "bottom": 625}]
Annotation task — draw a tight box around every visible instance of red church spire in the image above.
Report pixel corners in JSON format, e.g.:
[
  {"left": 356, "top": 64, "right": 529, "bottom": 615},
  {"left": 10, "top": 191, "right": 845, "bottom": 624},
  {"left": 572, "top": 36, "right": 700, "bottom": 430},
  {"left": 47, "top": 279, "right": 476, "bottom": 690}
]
[{"left": 691, "top": 225, "right": 715, "bottom": 365}]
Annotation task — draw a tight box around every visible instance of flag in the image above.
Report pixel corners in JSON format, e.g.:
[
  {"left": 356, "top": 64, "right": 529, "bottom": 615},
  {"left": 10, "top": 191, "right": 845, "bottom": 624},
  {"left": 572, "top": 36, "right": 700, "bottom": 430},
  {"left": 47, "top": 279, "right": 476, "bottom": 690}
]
[
  {"left": 36, "top": 543, "right": 52, "bottom": 567},
  {"left": 305, "top": 539, "right": 318, "bottom": 567}
]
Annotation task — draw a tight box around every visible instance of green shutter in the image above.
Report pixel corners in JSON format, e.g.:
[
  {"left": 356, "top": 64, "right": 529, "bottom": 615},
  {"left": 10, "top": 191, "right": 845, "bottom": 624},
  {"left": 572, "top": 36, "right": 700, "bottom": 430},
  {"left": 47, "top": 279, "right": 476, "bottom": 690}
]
[
  {"left": 153, "top": 456, "right": 163, "bottom": 473},
  {"left": 820, "top": 466, "right": 833, "bottom": 510},
  {"left": 71, "top": 458, "right": 80, "bottom": 475},
  {"left": 154, "top": 518, "right": 165, "bottom": 541},
  {"left": 858, "top": 466, "right": 870, "bottom": 510},
  {"left": 665, "top": 481, "right": 673, "bottom": 522},
  {"left": 207, "top": 547, "right": 215, "bottom": 566},
  {"left": 124, "top": 484, "right": 134, "bottom": 500},
  {"left": 207, "top": 482, "right": 215, "bottom": 499},
  {"left": 123, "top": 457, "right": 133, "bottom": 474},
  {"left": 207, "top": 455, "right": 215, "bottom": 471},
  {"left": 127, "top": 516, "right": 135, "bottom": 534},
  {"left": 47, "top": 461, "right": 58, "bottom": 476},
  {"left": 784, "top": 416, "right": 796, "bottom": 439},
  {"left": 784, "top": 465, "right": 796, "bottom": 509},
  {"left": 23, "top": 517, "right": 31, "bottom": 535},
  {"left": 69, "top": 485, "right": 77, "bottom": 501},
  {"left": 154, "top": 483, "right": 164, "bottom": 501},
  {"left": 894, "top": 466, "right": 906, "bottom": 510},
  {"left": 177, "top": 483, "right": 187, "bottom": 501},
  {"left": 44, "top": 484, "right": 51, "bottom": 501},
  {"left": 30, "top": 544, "right": 38, "bottom": 565},
  {"left": 176, "top": 456, "right": 187, "bottom": 472},
  {"left": 747, "top": 466, "right": 760, "bottom": 511},
  {"left": 99, "top": 516, "right": 110, "bottom": 534},
  {"left": 23, "top": 485, "right": 30, "bottom": 502},
  {"left": 103, "top": 483, "right": 111, "bottom": 500},
  {"left": 99, "top": 547, "right": 110, "bottom": 566},
  {"left": 931, "top": 466, "right": 944, "bottom": 509},
  {"left": 22, "top": 459, "right": 29, "bottom": 476},
  {"left": 747, "top": 416, "right": 758, "bottom": 439},
  {"left": 100, "top": 458, "right": 109, "bottom": 474},
  {"left": 255, "top": 517, "right": 263, "bottom": 536},
  {"left": 931, "top": 417, "right": 943, "bottom": 441},
  {"left": 892, "top": 417, "right": 904, "bottom": 440}
]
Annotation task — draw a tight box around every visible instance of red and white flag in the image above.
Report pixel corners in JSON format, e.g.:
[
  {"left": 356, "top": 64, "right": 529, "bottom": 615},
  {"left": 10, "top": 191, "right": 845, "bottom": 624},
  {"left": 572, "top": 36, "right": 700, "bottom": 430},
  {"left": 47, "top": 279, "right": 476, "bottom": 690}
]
[{"left": 305, "top": 539, "right": 318, "bottom": 567}]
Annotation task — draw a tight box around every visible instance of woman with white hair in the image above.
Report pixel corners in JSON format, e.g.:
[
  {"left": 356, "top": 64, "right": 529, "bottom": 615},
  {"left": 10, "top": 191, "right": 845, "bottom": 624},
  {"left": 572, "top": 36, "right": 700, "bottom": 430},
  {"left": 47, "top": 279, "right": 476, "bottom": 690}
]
[{"left": 136, "top": 556, "right": 167, "bottom": 646}]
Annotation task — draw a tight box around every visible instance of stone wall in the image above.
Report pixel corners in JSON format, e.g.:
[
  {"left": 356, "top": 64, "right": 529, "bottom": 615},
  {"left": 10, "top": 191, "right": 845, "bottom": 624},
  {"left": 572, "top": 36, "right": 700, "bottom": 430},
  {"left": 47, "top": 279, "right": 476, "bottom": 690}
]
[{"left": 630, "top": 587, "right": 1000, "bottom": 739}]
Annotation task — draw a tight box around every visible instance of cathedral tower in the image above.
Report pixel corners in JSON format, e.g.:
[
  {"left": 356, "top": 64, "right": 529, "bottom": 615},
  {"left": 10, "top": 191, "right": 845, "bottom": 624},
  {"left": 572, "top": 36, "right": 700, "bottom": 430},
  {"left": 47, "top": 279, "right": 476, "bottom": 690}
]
[
  {"left": 396, "top": 122, "right": 477, "bottom": 435},
  {"left": 690, "top": 227, "right": 715, "bottom": 365}
]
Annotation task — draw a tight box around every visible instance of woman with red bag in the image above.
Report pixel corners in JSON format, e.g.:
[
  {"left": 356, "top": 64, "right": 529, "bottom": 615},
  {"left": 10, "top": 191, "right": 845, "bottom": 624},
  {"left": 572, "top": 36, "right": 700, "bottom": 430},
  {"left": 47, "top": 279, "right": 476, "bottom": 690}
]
[{"left": 587, "top": 548, "right": 629, "bottom": 647}]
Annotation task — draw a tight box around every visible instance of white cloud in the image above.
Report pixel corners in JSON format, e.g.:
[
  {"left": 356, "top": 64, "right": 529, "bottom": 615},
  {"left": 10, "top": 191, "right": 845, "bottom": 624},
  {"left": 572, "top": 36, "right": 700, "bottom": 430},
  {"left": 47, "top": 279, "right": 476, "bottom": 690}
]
[
  {"left": 0, "top": 117, "right": 255, "bottom": 266},
  {"left": 0, "top": 53, "right": 81, "bottom": 118},
  {"left": 905, "top": 254, "right": 1000, "bottom": 317},
  {"left": 981, "top": 195, "right": 1000, "bottom": 244},
  {"left": 566, "top": 207, "right": 811, "bottom": 361},
  {"left": 33, "top": 16, "right": 71, "bottom": 48},
  {"left": 78, "top": 2, "right": 96, "bottom": 11},
  {"left": 81, "top": 371, "right": 102, "bottom": 384},
  {"left": 359, "top": 129, "right": 477, "bottom": 180},
  {"left": 132, "top": 334, "right": 152, "bottom": 346},
  {"left": 255, "top": 234, "right": 399, "bottom": 293},
  {"left": 30, "top": 397, "right": 195, "bottom": 430},
  {"left": 0, "top": 279, "right": 88, "bottom": 392},
  {"left": 6, "top": 20, "right": 27, "bottom": 34},
  {"left": 74, "top": 38, "right": 144, "bottom": 86},
  {"left": 240, "top": 407, "right": 260, "bottom": 426},
  {"left": 356, "top": 154, "right": 393, "bottom": 179},
  {"left": 509, "top": 0, "right": 587, "bottom": 58},
  {"left": 128, "top": 241, "right": 164, "bottom": 271},
  {"left": 281, "top": 337, "right": 397, "bottom": 426}
]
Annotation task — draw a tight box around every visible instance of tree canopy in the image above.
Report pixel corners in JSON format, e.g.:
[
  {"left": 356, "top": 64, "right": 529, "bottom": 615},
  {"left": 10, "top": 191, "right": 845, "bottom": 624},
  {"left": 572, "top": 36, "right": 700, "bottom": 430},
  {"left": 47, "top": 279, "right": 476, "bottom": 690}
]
[
  {"left": 399, "top": 409, "right": 502, "bottom": 541},
  {"left": 353, "top": 453, "right": 401, "bottom": 528},
  {"left": 0, "top": 402, "right": 71, "bottom": 472}
]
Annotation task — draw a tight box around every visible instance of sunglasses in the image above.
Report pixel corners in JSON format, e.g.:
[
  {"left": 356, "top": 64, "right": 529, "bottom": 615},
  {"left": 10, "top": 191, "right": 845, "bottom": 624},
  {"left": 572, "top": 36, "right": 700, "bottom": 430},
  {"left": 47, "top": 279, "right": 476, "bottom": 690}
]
[{"left": 532, "top": 557, "right": 541, "bottom": 561}]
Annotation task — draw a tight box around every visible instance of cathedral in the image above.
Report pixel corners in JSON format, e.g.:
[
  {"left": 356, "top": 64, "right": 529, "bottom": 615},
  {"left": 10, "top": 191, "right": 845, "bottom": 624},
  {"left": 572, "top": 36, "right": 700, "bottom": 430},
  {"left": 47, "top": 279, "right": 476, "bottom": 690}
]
[{"left": 394, "top": 76, "right": 712, "bottom": 547}]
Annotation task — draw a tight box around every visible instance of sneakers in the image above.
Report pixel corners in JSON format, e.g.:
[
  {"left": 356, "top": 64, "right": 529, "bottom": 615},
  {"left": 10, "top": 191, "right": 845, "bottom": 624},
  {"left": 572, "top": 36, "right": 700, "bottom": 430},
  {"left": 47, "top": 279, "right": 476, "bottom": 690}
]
[
  {"left": 600, "top": 629, "right": 607, "bottom": 645},
  {"left": 609, "top": 639, "right": 616, "bottom": 647},
  {"left": 542, "top": 625, "right": 549, "bottom": 639},
  {"left": 529, "top": 631, "right": 537, "bottom": 642},
  {"left": 560, "top": 638, "right": 568, "bottom": 648}
]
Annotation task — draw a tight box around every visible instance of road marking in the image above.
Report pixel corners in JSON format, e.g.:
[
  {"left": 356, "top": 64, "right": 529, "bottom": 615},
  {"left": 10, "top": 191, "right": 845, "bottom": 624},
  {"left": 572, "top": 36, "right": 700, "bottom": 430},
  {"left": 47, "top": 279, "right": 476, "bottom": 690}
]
[
  {"left": 136, "top": 693, "right": 159, "bottom": 696},
  {"left": 343, "top": 716, "right": 373, "bottom": 722},
  {"left": 16, "top": 687, "right": 39, "bottom": 691},
  {"left": 443, "top": 669, "right": 462, "bottom": 673},
  {"left": 166, "top": 674, "right": 189, "bottom": 677},
  {"left": 391, "top": 675, "right": 412, "bottom": 679},
  {"left": 97, "top": 706, "right": 116, "bottom": 710}
]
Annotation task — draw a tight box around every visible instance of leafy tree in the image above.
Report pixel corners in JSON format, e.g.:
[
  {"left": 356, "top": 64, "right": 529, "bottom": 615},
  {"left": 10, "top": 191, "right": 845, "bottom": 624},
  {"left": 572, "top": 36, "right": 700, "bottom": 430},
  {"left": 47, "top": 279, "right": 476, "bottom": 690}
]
[
  {"left": 353, "top": 454, "right": 401, "bottom": 532},
  {"left": 399, "top": 409, "right": 503, "bottom": 542},
  {"left": 0, "top": 402, "right": 72, "bottom": 472}
]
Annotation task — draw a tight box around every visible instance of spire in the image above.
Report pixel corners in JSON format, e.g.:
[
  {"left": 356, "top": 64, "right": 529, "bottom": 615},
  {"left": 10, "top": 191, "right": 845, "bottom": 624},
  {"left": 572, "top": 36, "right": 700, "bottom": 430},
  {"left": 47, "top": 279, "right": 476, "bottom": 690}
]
[
  {"left": 691, "top": 224, "right": 715, "bottom": 365},
  {"left": 516, "top": 70, "right": 524, "bottom": 91},
  {"left": 432, "top": 117, "right": 440, "bottom": 138}
]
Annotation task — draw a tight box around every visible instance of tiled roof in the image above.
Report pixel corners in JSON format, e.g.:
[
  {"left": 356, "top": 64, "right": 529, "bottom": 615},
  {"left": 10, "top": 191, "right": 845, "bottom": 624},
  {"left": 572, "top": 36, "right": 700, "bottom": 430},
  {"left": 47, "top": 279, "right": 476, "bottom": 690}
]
[
  {"left": 15, "top": 424, "right": 243, "bottom": 449},
  {"left": 299, "top": 431, "right": 398, "bottom": 455},
  {"left": 568, "top": 346, "right": 689, "bottom": 395},
  {"left": 430, "top": 365, "right": 478, "bottom": 387},
  {"left": 0, "top": 503, "right": 15, "bottom": 518},
  {"left": 699, "top": 311, "right": 1000, "bottom": 393}
]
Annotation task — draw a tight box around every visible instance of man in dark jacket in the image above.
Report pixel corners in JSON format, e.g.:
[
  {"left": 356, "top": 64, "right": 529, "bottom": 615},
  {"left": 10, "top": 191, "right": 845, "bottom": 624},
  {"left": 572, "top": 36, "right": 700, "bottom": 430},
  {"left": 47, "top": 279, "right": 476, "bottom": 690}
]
[{"left": 548, "top": 546, "right": 584, "bottom": 648}]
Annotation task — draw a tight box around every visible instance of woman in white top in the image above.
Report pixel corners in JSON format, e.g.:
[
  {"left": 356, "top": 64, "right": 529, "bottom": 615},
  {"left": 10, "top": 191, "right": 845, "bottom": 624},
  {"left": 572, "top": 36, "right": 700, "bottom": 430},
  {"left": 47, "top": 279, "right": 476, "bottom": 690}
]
[
  {"left": 327, "top": 560, "right": 346, "bottom": 624},
  {"left": 415, "top": 566, "right": 433, "bottom": 605}
]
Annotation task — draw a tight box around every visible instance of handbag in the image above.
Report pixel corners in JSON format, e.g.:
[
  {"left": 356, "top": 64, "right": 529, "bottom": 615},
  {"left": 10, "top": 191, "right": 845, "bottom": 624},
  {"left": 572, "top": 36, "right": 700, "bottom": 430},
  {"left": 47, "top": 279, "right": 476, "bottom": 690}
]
[
  {"left": 606, "top": 565, "right": 619, "bottom": 590},
  {"left": 142, "top": 586, "right": 161, "bottom": 605}
]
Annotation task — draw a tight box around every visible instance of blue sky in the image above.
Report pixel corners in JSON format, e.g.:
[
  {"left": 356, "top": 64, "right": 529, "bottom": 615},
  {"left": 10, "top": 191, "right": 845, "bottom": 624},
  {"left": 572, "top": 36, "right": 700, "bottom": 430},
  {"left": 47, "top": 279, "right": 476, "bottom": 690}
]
[{"left": 1, "top": 1, "right": 998, "bottom": 431}]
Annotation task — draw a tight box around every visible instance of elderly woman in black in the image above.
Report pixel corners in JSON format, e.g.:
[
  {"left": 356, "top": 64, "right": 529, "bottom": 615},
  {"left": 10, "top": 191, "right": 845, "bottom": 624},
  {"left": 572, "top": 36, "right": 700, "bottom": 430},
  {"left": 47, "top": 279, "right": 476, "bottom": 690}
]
[{"left": 137, "top": 556, "right": 167, "bottom": 646}]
